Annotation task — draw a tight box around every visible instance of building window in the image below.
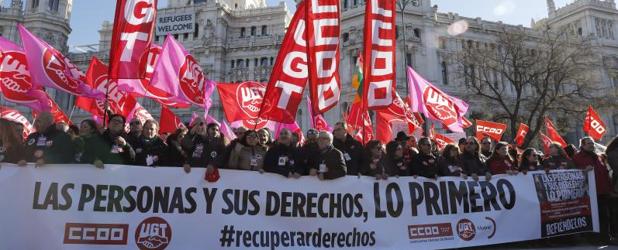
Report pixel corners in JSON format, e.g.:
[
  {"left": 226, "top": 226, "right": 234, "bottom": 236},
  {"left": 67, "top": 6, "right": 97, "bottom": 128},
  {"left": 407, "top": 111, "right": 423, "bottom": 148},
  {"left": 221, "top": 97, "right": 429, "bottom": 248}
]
[
  {"left": 174, "top": 34, "right": 179, "bottom": 40},
  {"left": 441, "top": 61, "right": 448, "bottom": 85},
  {"left": 254, "top": 58, "right": 258, "bottom": 67},
  {"left": 343, "top": 32, "right": 349, "bottom": 42},
  {"left": 48, "top": 0, "right": 59, "bottom": 12},
  {"left": 261, "top": 25, "right": 267, "bottom": 36},
  {"left": 270, "top": 57, "right": 274, "bottom": 65},
  {"left": 343, "top": 0, "right": 348, "bottom": 8},
  {"left": 261, "top": 57, "right": 268, "bottom": 66},
  {"left": 414, "top": 28, "right": 422, "bottom": 40},
  {"left": 353, "top": 0, "right": 357, "bottom": 6},
  {"left": 183, "top": 33, "right": 189, "bottom": 40},
  {"left": 194, "top": 23, "right": 199, "bottom": 38},
  {"left": 245, "top": 59, "right": 250, "bottom": 68},
  {"left": 240, "top": 27, "right": 245, "bottom": 38},
  {"left": 231, "top": 61, "right": 235, "bottom": 69},
  {"left": 406, "top": 53, "right": 412, "bottom": 67},
  {"left": 32, "top": 0, "right": 39, "bottom": 9},
  {"left": 614, "top": 114, "right": 618, "bottom": 135},
  {"left": 251, "top": 26, "right": 256, "bottom": 36}
]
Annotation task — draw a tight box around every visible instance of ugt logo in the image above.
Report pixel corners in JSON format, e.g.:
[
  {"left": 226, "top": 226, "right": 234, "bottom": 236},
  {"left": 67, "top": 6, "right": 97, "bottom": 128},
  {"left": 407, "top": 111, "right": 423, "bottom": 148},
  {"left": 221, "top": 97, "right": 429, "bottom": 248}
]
[{"left": 135, "top": 217, "right": 172, "bottom": 250}]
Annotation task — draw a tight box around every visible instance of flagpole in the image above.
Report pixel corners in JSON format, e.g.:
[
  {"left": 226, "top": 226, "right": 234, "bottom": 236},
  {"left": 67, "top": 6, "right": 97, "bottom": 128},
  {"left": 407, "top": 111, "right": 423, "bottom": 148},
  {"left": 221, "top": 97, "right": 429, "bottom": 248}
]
[
  {"left": 68, "top": 105, "right": 76, "bottom": 121},
  {"left": 398, "top": 0, "right": 411, "bottom": 96}
]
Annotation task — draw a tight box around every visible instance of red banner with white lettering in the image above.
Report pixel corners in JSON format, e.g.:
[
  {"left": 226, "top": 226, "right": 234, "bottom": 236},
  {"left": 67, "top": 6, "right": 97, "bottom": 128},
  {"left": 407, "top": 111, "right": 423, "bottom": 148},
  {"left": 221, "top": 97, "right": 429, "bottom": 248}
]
[
  {"left": 583, "top": 106, "right": 606, "bottom": 141},
  {"left": 109, "top": 0, "right": 157, "bottom": 79},
  {"left": 76, "top": 57, "right": 131, "bottom": 118},
  {"left": 346, "top": 102, "right": 373, "bottom": 144},
  {"left": 544, "top": 117, "right": 567, "bottom": 147},
  {"left": 363, "top": 0, "right": 396, "bottom": 109},
  {"left": 514, "top": 123, "right": 530, "bottom": 147},
  {"left": 475, "top": 120, "right": 507, "bottom": 142},
  {"left": 260, "top": 1, "right": 308, "bottom": 123},
  {"left": 306, "top": 0, "right": 340, "bottom": 114},
  {"left": 159, "top": 106, "right": 185, "bottom": 135}
]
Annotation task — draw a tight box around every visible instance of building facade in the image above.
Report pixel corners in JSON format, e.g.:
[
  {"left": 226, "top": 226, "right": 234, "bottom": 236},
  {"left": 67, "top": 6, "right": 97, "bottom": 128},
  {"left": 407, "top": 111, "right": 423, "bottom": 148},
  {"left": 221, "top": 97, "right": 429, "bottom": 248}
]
[{"left": 2, "top": 0, "right": 617, "bottom": 142}]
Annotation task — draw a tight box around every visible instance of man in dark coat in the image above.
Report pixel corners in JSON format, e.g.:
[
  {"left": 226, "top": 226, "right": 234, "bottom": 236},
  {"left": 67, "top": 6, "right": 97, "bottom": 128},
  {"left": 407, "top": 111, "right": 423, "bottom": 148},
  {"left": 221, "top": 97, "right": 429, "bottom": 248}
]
[
  {"left": 309, "top": 131, "right": 347, "bottom": 180},
  {"left": 23, "top": 112, "right": 75, "bottom": 165},
  {"left": 332, "top": 123, "right": 363, "bottom": 176},
  {"left": 264, "top": 128, "right": 304, "bottom": 177},
  {"left": 81, "top": 114, "right": 136, "bottom": 167}
]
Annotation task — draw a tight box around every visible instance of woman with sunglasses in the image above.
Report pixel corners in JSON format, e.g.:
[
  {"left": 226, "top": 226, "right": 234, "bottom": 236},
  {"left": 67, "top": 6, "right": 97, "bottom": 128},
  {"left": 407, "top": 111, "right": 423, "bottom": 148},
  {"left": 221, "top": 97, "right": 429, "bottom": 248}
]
[
  {"left": 384, "top": 141, "right": 409, "bottom": 177},
  {"left": 542, "top": 142, "right": 575, "bottom": 172},
  {"left": 228, "top": 130, "right": 267, "bottom": 172},
  {"left": 410, "top": 137, "right": 439, "bottom": 179},
  {"left": 361, "top": 140, "right": 389, "bottom": 180},
  {"left": 461, "top": 136, "right": 491, "bottom": 181},
  {"left": 518, "top": 148, "right": 541, "bottom": 174}
]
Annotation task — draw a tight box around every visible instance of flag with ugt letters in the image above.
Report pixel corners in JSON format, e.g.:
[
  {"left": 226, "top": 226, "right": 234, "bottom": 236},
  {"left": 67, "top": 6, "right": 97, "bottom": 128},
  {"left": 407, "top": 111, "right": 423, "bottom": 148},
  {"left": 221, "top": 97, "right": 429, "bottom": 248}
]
[{"left": 109, "top": 0, "right": 158, "bottom": 79}]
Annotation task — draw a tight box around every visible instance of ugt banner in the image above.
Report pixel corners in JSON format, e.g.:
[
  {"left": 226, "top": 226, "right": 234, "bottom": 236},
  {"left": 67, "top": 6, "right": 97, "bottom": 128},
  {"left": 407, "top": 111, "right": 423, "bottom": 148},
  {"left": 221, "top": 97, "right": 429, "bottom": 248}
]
[{"left": 0, "top": 165, "right": 598, "bottom": 250}]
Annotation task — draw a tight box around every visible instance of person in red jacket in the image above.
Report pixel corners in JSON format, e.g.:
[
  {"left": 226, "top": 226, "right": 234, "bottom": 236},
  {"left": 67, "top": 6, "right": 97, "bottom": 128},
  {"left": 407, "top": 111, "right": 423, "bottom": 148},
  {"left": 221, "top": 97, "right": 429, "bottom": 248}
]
[
  {"left": 486, "top": 142, "right": 517, "bottom": 175},
  {"left": 573, "top": 137, "right": 613, "bottom": 244}
]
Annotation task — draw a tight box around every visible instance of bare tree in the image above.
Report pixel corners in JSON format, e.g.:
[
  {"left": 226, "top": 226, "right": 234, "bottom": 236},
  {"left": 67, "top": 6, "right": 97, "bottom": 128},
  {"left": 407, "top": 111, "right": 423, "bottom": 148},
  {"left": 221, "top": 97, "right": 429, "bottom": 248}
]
[{"left": 451, "top": 26, "right": 609, "bottom": 147}]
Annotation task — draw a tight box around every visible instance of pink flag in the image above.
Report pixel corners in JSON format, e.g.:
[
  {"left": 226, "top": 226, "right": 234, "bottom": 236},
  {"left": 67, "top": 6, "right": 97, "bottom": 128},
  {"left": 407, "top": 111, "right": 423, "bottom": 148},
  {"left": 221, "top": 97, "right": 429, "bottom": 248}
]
[
  {"left": 149, "top": 35, "right": 206, "bottom": 107},
  {"left": 125, "top": 101, "right": 154, "bottom": 128},
  {"left": 307, "top": 99, "right": 332, "bottom": 132},
  {"left": 0, "top": 36, "right": 54, "bottom": 112},
  {"left": 407, "top": 67, "right": 469, "bottom": 133},
  {"left": 203, "top": 79, "right": 216, "bottom": 116},
  {"left": 206, "top": 115, "right": 236, "bottom": 141},
  {"left": 18, "top": 25, "right": 103, "bottom": 99}
]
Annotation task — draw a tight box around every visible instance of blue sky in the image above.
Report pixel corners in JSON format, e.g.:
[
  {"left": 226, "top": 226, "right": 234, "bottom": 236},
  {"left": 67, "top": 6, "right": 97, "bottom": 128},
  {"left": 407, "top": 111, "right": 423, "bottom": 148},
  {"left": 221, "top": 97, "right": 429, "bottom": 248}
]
[{"left": 62, "top": 0, "right": 573, "bottom": 48}]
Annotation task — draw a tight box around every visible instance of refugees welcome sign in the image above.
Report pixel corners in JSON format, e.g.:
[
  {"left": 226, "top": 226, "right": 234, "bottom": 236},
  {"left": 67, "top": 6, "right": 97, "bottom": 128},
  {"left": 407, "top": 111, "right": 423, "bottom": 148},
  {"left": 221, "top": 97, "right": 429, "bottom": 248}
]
[{"left": 0, "top": 165, "right": 599, "bottom": 249}]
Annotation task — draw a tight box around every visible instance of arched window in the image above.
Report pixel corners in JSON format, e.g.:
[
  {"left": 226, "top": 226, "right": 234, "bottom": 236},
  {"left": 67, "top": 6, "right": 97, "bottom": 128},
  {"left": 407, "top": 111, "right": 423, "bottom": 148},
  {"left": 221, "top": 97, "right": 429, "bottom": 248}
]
[{"left": 414, "top": 28, "right": 422, "bottom": 39}]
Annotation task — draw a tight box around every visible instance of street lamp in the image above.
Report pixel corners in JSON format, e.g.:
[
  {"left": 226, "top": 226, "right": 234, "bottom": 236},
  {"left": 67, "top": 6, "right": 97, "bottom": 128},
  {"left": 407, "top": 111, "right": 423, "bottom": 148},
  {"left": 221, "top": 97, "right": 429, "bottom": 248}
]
[{"left": 397, "top": 0, "right": 414, "bottom": 95}]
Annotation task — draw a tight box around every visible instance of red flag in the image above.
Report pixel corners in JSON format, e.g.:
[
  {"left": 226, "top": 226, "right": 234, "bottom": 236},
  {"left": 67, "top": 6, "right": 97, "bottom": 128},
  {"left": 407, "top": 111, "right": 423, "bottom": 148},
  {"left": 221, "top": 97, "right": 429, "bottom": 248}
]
[
  {"left": 434, "top": 133, "right": 455, "bottom": 151},
  {"left": 32, "top": 99, "right": 72, "bottom": 125},
  {"left": 539, "top": 132, "right": 553, "bottom": 155},
  {"left": 346, "top": 102, "right": 373, "bottom": 144},
  {"left": 307, "top": 99, "right": 332, "bottom": 131},
  {"left": 217, "top": 81, "right": 273, "bottom": 129},
  {"left": 363, "top": 0, "right": 397, "bottom": 110},
  {"left": 124, "top": 98, "right": 154, "bottom": 127},
  {"left": 306, "top": 0, "right": 341, "bottom": 114},
  {"left": 544, "top": 117, "right": 567, "bottom": 147},
  {"left": 0, "top": 107, "right": 33, "bottom": 138},
  {"left": 583, "top": 106, "right": 606, "bottom": 141},
  {"left": 475, "top": 120, "right": 507, "bottom": 142},
  {"left": 76, "top": 57, "right": 131, "bottom": 117},
  {"left": 109, "top": 0, "right": 157, "bottom": 79},
  {"left": 514, "top": 123, "right": 530, "bottom": 147},
  {"left": 159, "top": 106, "right": 185, "bottom": 135},
  {"left": 376, "top": 111, "right": 392, "bottom": 144},
  {"left": 428, "top": 123, "right": 436, "bottom": 140},
  {"left": 462, "top": 117, "right": 473, "bottom": 129},
  {"left": 260, "top": 1, "right": 308, "bottom": 123}
]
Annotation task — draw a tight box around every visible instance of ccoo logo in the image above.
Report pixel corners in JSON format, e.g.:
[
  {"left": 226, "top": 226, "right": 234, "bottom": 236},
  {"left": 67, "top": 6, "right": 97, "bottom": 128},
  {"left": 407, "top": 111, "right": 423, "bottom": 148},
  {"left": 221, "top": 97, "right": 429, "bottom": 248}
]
[{"left": 135, "top": 217, "right": 172, "bottom": 250}]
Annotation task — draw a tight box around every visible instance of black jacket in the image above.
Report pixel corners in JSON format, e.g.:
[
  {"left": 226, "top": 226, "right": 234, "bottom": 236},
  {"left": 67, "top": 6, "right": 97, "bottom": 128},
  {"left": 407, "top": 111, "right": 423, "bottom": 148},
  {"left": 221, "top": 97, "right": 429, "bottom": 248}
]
[
  {"left": 24, "top": 125, "right": 74, "bottom": 164},
  {"left": 385, "top": 157, "right": 408, "bottom": 176},
  {"left": 133, "top": 136, "right": 167, "bottom": 166},
  {"left": 186, "top": 135, "right": 226, "bottom": 168},
  {"left": 411, "top": 152, "right": 439, "bottom": 178},
  {"left": 333, "top": 135, "right": 364, "bottom": 175},
  {"left": 300, "top": 142, "right": 320, "bottom": 170},
  {"left": 437, "top": 156, "right": 463, "bottom": 176},
  {"left": 310, "top": 146, "right": 347, "bottom": 180},
  {"left": 263, "top": 143, "right": 304, "bottom": 177},
  {"left": 461, "top": 151, "right": 489, "bottom": 175},
  {"left": 159, "top": 140, "right": 187, "bottom": 167}
]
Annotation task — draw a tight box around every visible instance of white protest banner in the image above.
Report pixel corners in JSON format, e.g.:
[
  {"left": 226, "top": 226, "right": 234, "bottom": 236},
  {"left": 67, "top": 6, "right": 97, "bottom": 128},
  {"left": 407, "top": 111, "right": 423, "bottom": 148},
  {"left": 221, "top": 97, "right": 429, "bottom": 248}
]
[{"left": 0, "top": 165, "right": 598, "bottom": 250}]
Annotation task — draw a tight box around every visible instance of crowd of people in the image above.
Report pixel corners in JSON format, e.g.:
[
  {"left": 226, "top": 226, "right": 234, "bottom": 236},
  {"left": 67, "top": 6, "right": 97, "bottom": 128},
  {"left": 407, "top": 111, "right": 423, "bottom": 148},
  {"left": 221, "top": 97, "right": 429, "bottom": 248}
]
[{"left": 0, "top": 111, "right": 617, "bottom": 244}]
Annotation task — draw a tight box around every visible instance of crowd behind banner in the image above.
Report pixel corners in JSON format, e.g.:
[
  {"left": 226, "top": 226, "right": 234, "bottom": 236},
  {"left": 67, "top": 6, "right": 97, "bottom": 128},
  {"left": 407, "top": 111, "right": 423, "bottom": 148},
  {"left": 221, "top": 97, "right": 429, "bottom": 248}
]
[{"left": 0, "top": 111, "right": 617, "bottom": 245}]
